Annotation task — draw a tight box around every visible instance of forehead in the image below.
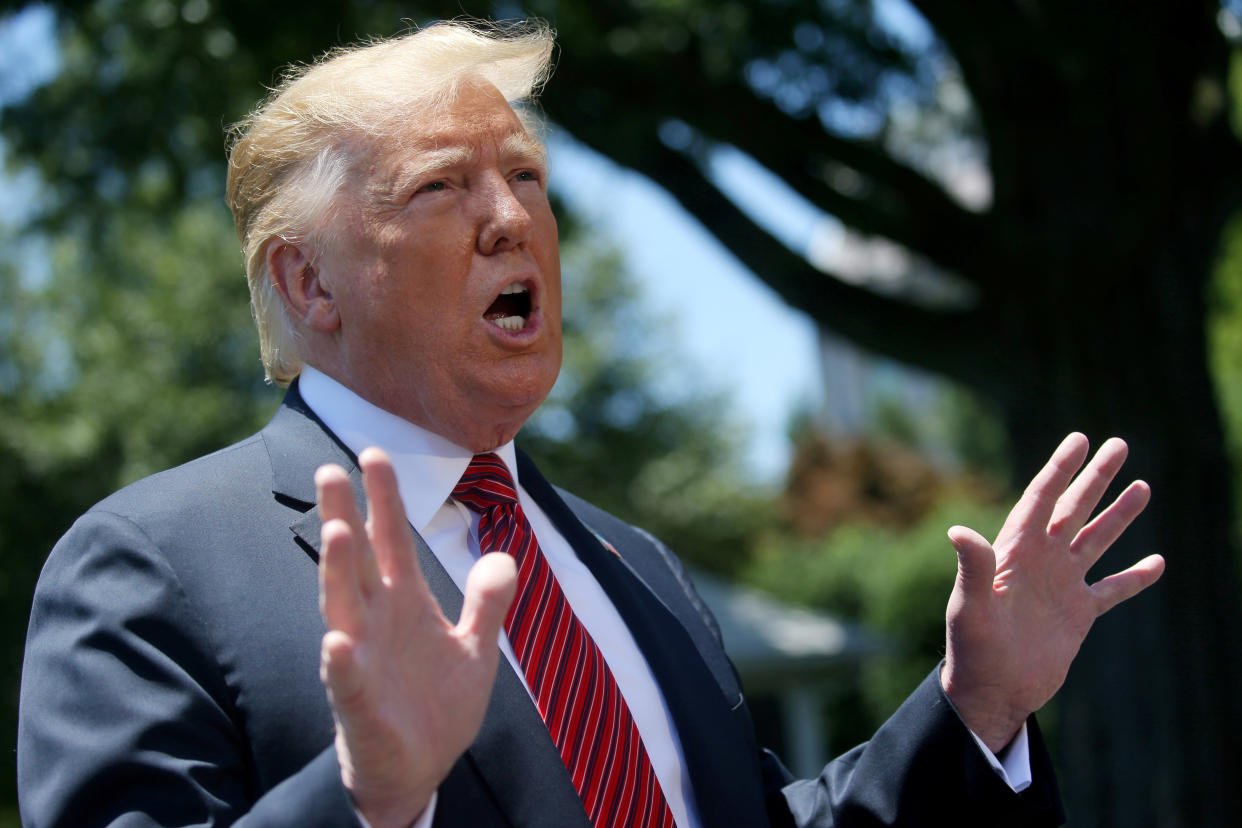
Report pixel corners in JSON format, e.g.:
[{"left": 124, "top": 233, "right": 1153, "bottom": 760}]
[{"left": 371, "top": 83, "right": 543, "bottom": 173}]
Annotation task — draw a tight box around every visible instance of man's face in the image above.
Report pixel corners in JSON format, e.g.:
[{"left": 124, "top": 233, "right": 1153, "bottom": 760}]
[{"left": 313, "top": 82, "right": 562, "bottom": 451}]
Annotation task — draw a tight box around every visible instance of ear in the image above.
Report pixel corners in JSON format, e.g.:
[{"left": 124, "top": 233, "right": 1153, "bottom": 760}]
[{"left": 266, "top": 238, "right": 340, "bottom": 333}]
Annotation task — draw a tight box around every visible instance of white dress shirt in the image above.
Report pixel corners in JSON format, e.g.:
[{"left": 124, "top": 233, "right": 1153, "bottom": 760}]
[{"left": 299, "top": 366, "right": 1029, "bottom": 827}]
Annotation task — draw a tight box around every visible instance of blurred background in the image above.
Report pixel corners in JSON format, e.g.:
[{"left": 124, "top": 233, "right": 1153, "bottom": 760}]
[{"left": 3, "top": 0, "right": 1242, "bottom": 824}]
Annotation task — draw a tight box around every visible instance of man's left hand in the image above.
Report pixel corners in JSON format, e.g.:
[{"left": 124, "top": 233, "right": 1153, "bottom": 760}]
[{"left": 941, "top": 433, "right": 1165, "bottom": 752}]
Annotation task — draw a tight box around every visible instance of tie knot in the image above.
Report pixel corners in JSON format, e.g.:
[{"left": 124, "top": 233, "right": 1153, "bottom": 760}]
[{"left": 452, "top": 453, "right": 519, "bottom": 512}]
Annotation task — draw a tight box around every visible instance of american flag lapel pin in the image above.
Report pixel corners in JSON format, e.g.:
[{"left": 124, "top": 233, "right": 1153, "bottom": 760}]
[{"left": 590, "top": 529, "right": 621, "bottom": 558}]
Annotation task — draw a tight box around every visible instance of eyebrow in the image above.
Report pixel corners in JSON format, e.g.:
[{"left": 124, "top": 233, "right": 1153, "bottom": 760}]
[
  {"left": 370, "top": 131, "right": 548, "bottom": 204},
  {"left": 371, "top": 146, "right": 475, "bottom": 203},
  {"left": 499, "top": 131, "right": 548, "bottom": 171}
]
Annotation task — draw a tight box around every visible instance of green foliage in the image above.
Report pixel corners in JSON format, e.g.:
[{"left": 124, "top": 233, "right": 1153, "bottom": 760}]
[
  {"left": 741, "top": 495, "right": 1009, "bottom": 747},
  {"left": 934, "top": 386, "right": 1011, "bottom": 482},
  {"left": 1209, "top": 212, "right": 1242, "bottom": 550},
  {"left": 1206, "top": 47, "right": 1242, "bottom": 560},
  {"left": 2, "top": 199, "right": 278, "bottom": 484}
]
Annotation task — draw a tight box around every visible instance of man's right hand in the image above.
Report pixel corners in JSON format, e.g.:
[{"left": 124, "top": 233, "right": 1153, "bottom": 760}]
[{"left": 315, "top": 448, "right": 517, "bottom": 828}]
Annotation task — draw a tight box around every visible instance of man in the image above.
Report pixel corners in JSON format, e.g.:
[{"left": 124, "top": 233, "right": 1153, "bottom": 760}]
[{"left": 18, "top": 19, "right": 1164, "bottom": 827}]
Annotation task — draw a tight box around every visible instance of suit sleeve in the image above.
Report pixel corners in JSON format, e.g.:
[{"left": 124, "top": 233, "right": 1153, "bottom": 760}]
[
  {"left": 17, "top": 510, "right": 362, "bottom": 828},
  {"left": 766, "top": 667, "right": 1064, "bottom": 827}
]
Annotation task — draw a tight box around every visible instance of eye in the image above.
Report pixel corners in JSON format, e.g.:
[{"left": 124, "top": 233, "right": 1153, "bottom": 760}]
[
  {"left": 419, "top": 180, "right": 447, "bottom": 193},
  {"left": 512, "top": 169, "right": 541, "bottom": 184}
]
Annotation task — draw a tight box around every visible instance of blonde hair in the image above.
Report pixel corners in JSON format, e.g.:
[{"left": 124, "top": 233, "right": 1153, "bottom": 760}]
[{"left": 226, "top": 19, "right": 556, "bottom": 385}]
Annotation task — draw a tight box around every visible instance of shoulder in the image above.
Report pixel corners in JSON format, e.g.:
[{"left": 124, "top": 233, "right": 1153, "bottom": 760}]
[
  {"left": 61, "top": 433, "right": 276, "bottom": 562},
  {"left": 95, "top": 433, "right": 270, "bottom": 517}
]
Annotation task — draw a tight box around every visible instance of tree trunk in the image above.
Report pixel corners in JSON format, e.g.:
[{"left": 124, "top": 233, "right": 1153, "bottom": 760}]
[{"left": 995, "top": 247, "right": 1242, "bottom": 825}]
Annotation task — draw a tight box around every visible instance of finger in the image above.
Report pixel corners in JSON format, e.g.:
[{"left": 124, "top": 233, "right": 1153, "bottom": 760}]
[
  {"left": 317, "top": 463, "right": 362, "bottom": 525},
  {"left": 320, "top": 629, "right": 367, "bottom": 711},
  {"left": 1047, "top": 437, "right": 1129, "bottom": 539},
  {"left": 316, "top": 463, "right": 382, "bottom": 597},
  {"left": 1090, "top": 553, "right": 1166, "bottom": 615},
  {"left": 359, "top": 448, "right": 417, "bottom": 583},
  {"left": 320, "top": 518, "right": 367, "bottom": 637},
  {"left": 1071, "top": 480, "right": 1151, "bottom": 566},
  {"left": 1005, "top": 433, "right": 1091, "bottom": 537},
  {"left": 456, "top": 552, "right": 518, "bottom": 649},
  {"left": 947, "top": 525, "right": 998, "bottom": 601}
]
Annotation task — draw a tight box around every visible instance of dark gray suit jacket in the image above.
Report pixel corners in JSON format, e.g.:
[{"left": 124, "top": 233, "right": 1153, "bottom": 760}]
[{"left": 18, "top": 386, "right": 1064, "bottom": 826}]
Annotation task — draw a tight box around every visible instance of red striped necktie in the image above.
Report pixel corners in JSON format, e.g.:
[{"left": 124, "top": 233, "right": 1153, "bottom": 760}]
[{"left": 453, "top": 453, "right": 675, "bottom": 828}]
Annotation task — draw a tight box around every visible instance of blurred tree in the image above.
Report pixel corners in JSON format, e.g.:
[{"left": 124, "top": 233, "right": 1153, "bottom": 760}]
[
  {"left": 4, "top": 0, "right": 1242, "bottom": 823},
  {"left": 780, "top": 431, "right": 948, "bottom": 536},
  {"left": 745, "top": 494, "right": 1010, "bottom": 752},
  {"left": 1209, "top": 189, "right": 1242, "bottom": 564}
]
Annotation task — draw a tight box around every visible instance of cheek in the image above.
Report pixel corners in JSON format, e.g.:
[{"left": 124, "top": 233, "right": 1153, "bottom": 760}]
[
  {"left": 373, "top": 248, "right": 465, "bottom": 326},
  {"left": 545, "top": 264, "right": 563, "bottom": 322},
  {"left": 533, "top": 225, "right": 562, "bottom": 312}
]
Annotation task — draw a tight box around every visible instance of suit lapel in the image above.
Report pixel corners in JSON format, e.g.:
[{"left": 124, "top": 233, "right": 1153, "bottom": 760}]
[
  {"left": 516, "top": 449, "right": 771, "bottom": 827},
  {"left": 267, "top": 388, "right": 588, "bottom": 827}
]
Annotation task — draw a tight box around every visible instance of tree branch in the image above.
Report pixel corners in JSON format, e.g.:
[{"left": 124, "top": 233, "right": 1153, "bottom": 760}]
[
  {"left": 613, "top": 141, "right": 997, "bottom": 385},
  {"left": 546, "top": 46, "right": 999, "bottom": 289}
]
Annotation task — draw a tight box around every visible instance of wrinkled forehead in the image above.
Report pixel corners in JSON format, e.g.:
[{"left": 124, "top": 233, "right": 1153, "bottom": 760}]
[
  {"left": 359, "top": 82, "right": 547, "bottom": 192},
  {"left": 394, "top": 82, "right": 537, "bottom": 148}
]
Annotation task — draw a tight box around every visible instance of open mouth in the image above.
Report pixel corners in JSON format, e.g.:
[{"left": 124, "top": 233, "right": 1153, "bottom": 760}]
[{"left": 484, "top": 282, "right": 533, "bottom": 331}]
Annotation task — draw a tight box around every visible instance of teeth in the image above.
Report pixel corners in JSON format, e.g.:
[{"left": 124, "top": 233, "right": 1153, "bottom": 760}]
[
  {"left": 500, "top": 283, "right": 529, "bottom": 295},
  {"left": 495, "top": 316, "right": 525, "bottom": 331}
]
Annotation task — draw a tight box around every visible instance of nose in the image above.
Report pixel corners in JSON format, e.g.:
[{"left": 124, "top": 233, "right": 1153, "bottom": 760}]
[{"left": 476, "top": 174, "right": 533, "bottom": 255}]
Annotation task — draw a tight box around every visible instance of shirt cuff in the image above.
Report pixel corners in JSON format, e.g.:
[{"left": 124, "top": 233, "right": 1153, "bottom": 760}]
[
  {"left": 968, "top": 722, "right": 1032, "bottom": 793},
  {"left": 354, "top": 790, "right": 438, "bottom": 828}
]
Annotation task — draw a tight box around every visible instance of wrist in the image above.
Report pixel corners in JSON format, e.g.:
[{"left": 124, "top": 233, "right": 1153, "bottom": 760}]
[
  {"left": 939, "top": 662, "right": 1026, "bottom": 753},
  {"left": 354, "top": 797, "right": 429, "bottom": 828},
  {"left": 341, "top": 761, "right": 433, "bottom": 828}
]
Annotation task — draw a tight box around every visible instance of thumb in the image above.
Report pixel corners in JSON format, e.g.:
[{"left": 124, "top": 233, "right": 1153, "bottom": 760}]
[
  {"left": 457, "top": 552, "right": 518, "bottom": 646},
  {"left": 947, "top": 525, "right": 997, "bottom": 599}
]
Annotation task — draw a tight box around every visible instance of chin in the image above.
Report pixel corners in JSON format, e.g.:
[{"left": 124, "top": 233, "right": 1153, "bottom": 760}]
[
  {"left": 454, "top": 357, "right": 559, "bottom": 449},
  {"left": 495, "top": 356, "right": 560, "bottom": 406},
  {"left": 450, "top": 392, "right": 544, "bottom": 453}
]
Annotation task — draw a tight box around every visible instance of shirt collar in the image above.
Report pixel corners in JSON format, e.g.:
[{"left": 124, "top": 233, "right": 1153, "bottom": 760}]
[{"left": 298, "top": 366, "right": 520, "bottom": 532}]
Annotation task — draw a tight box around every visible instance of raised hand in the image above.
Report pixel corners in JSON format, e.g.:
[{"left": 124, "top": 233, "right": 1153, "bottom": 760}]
[
  {"left": 941, "top": 433, "right": 1165, "bottom": 752},
  {"left": 315, "top": 448, "right": 517, "bottom": 828}
]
